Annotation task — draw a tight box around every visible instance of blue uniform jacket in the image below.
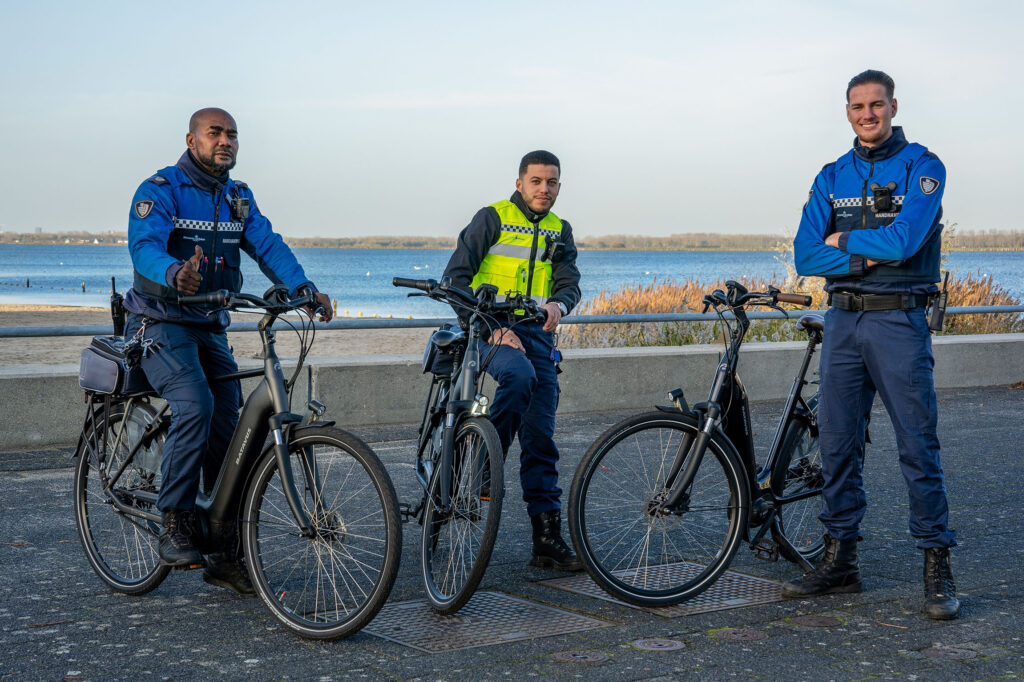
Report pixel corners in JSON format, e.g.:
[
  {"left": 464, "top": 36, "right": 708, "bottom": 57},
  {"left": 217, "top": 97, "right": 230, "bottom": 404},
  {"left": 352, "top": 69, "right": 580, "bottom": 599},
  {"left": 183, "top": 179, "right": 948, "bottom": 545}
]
[
  {"left": 794, "top": 127, "right": 945, "bottom": 294},
  {"left": 125, "top": 151, "right": 314, "bottom": 327}
]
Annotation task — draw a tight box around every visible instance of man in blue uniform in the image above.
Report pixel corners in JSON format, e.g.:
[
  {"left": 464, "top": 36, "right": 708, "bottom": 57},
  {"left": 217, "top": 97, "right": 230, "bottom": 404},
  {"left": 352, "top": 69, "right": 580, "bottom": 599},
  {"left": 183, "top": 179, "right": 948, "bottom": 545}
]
[
  {"left": 123, "top": 107, "right": 332, "bottom": 594},
  {"left": 784, "top": 71, "right": 959, "bottom": 619},
  {"left": 443, "top": 150, "right": 583, "bottom": 571}
]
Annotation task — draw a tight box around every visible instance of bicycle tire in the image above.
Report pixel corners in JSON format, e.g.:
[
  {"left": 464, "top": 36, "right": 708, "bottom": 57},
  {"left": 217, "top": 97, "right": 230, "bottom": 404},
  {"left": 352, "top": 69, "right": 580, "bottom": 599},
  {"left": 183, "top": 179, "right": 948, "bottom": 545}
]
[
  {"left": 771, "top": 400, "right": 826, "bottom": 563},
  {"left": 421, "top": 416, "right": 504, "bottom": 615},
  {"left": 568, "top": 411, "right": 749, "bottom": 606},
  {"left": 242, "top": 426, "right": 401, "bottom": 640},
  {"left": 74, "top": 400, "right": 170, "bottom": 595}
]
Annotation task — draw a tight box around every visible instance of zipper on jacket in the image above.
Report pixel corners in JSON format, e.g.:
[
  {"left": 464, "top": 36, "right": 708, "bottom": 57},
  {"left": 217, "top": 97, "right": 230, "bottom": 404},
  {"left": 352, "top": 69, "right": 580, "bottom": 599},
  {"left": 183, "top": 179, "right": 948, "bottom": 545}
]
[
  {"left": 206, "top": 190, "right": 222, "bottom": 287},
  {"left": 524, "top": 221, "right": 540, "bottom": 298},
  {"left": 861, "top": 159, "right": 875, "bottom": 232}
]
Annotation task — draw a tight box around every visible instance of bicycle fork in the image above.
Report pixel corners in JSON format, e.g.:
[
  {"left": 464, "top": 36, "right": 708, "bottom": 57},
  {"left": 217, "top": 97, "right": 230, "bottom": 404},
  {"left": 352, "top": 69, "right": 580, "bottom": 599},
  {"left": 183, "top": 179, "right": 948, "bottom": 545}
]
[{"left": 656, "top": 403, "right": 722, "bottom": 515}]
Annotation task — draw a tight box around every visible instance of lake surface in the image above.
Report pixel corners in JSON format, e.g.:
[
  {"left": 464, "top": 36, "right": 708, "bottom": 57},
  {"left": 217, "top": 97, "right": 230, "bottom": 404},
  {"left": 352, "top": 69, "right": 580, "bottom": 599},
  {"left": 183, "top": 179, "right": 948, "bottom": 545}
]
[{"left": 0, "top": 244, "right": 1020, "bottom": 317}]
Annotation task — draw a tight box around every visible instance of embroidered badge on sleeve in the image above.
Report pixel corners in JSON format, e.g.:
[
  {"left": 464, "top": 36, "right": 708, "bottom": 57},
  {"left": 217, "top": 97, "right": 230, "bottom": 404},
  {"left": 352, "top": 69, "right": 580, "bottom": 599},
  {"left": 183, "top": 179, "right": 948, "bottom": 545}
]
[
  {"left": 919, "top": 177, "right": 940, "bottom": 195},
  {"left": 134, "top": 200, "right": 154, "bottom": 219}
]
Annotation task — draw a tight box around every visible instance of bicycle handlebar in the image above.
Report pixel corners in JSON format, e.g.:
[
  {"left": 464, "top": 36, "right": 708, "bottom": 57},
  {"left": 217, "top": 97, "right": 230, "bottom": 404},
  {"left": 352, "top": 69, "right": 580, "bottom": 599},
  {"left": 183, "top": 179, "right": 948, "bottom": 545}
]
[
  {"left": 392, "top": 277, "right": 436, "bottom": 293},
  {"left": 179, "top": 289, "right": 319, "bottom": 314},
  {"left": 393, "top": 276, "right": 547, "bottom": 321},
  {"left": 776, "top": 293, "right": 813, "bottom": 306},
  {"left": 178, "top": 289, "right": 229, "bottom": 306}
]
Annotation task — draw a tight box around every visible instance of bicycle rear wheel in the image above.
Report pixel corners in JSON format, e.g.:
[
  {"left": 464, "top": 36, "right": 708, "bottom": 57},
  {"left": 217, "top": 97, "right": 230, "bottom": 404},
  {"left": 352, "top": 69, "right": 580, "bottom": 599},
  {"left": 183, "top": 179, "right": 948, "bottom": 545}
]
[
  {"left": 242, "top": 426, "right": 401, "bottom": 640},
  {"left": 568, "top": 411, "right": 749, "bottom": 606},
  {"left": 74, "top": 400, "right": 170, "bottom": 595},
  {"left": 421, "top": 416, "right": 504, "bottom": 615},
  {"left": 771, "top": 402, "right": 826, "bottom": 563}
]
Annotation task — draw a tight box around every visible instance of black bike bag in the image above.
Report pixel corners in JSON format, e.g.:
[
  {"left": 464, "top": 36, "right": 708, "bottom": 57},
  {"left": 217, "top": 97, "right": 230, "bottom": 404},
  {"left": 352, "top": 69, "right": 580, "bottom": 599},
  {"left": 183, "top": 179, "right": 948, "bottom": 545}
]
[{"left": 78, "top": 336, "right": 153, "bottom": 396}]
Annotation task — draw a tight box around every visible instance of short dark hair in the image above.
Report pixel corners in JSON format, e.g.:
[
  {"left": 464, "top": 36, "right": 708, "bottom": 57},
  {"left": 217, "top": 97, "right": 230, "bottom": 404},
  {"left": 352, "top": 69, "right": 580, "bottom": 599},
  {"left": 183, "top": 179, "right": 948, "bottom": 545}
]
[
  {"left": 519, "top": 150, "right": 560, "bottom": 177},
  {"left": 846, "top": 70, "right": 895, "bottom": 101}
]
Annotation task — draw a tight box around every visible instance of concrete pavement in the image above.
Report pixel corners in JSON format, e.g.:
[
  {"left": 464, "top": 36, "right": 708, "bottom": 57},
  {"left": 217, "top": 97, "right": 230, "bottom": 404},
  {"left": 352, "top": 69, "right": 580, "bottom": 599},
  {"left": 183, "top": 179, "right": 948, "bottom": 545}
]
[{"left": 1, "top": 385, "right": 1022, "bottom": 680}]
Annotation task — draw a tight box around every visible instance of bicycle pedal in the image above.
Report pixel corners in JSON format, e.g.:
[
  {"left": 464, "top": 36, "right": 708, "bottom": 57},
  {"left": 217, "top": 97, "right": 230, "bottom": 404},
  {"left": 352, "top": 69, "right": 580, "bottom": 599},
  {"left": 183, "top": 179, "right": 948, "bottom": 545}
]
[
  {"left": 171, "top": 561, "right": 205, "bottom": 571},
  {"left": 750, "top": 539, "right": 779, "bottom": 562}
]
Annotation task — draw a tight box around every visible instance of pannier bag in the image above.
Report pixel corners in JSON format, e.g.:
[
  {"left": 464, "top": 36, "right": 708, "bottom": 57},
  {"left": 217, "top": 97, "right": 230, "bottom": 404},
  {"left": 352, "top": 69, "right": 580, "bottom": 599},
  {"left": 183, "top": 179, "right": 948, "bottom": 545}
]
[{"left": 78, "top": 336, "right": 153, "bottom": 396}]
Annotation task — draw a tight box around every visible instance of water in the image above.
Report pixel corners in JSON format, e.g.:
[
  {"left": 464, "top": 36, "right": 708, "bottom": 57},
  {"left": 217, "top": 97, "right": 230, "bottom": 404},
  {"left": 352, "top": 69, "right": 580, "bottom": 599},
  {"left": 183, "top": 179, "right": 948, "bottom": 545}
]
[{"left": 0, "top": 244, "right": 1021, "bottom": 317}]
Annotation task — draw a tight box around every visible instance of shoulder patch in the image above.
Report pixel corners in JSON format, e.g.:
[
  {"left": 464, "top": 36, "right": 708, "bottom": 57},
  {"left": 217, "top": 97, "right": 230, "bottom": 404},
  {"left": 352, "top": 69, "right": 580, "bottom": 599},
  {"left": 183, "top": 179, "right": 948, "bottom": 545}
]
[
  {"left": 147, "top": 175, "right": 169, "bottom": 186},
  {"left": 134, "top": 200, "right": 154, "bottom": 219},
  {"left": 919, "top": 176, "right": 940, "bottom": 195}
]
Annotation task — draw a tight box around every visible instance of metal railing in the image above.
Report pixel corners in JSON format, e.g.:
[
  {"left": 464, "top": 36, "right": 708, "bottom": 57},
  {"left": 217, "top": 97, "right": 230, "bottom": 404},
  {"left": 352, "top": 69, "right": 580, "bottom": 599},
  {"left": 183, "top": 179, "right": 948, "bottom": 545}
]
[{"left": 1, "top": 306, "right": 1022, "bottom": 338}]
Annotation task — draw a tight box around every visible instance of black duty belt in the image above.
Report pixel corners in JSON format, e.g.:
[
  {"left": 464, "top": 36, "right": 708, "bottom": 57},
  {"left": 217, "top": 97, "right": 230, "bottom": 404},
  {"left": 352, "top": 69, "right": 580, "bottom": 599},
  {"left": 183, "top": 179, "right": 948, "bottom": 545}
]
[{"left": 829, "top": 292, "right": 931, "bottom": 312}]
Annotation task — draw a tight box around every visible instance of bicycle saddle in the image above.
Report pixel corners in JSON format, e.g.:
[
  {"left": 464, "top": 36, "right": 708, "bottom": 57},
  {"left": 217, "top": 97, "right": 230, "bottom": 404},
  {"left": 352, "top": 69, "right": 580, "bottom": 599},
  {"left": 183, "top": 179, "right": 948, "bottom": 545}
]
[{"left": 796, "top": 314, "right": 824, "bottom": 333}]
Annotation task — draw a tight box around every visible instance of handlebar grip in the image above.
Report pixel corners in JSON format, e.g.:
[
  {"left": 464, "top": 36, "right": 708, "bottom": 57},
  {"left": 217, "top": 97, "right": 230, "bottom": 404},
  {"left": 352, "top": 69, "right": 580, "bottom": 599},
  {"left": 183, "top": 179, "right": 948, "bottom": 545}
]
[
  {"left": 777, "top": 293, "right": 813, "bottom": 306},
  {"left": 392, "top": 277, "right": 435, "bottom": 292},
  {"left": 178, "top": 289, "right": 228, "bottom": 306}
]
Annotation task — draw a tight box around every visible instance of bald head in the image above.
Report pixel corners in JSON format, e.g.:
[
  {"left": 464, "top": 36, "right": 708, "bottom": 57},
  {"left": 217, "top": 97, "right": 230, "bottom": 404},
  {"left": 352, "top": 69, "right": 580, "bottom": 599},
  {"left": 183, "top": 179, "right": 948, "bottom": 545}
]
[
  {"left": 189, "top": 107, "right": 235, "bottom": 135},
  {"left": 186, "top": 108, "right": 239, "bottom": 176}
]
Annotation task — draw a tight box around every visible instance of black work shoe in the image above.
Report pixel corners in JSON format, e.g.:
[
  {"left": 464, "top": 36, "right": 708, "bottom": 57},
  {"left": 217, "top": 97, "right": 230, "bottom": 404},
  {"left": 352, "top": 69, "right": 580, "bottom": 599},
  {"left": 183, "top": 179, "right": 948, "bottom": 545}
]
[
  {"left": 529, "top": 510, "right": 583, "bottom": 572},
  {"left": 159, "top": 510, "right": 203, "bottom": 567},
  {"left": 781, "top": 534, "right": 862, "bottom": 598},
  {"left": 922, "top": 547, "right": 960, "bottom": 620},
  {"left": 204, "top": 553, "right": 256, "bottom": 597}
]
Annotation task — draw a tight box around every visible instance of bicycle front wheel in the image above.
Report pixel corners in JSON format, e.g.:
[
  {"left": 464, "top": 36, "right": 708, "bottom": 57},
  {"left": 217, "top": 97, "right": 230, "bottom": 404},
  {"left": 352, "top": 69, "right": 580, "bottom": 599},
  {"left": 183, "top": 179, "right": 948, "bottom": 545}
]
[
  {"left": 73, "top": 400, "right": 170, "bottom": 595},
  {"left": 421, "top": 416, "right": 504, "bottom": 615},
  {"left": 242, "top": 426, "right": 401, "bottom": 640},
  {"left": 771, "top": 403, "right": 826, "bottom": 563},
  {"left": 569, "top": 411, "right": 749, "bottom": 606}
]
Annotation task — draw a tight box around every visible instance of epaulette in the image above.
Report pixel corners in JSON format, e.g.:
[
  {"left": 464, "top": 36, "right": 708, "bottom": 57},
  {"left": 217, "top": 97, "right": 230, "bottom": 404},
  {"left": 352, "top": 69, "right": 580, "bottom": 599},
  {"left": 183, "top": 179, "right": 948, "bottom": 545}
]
[
  {"left": 147, "top": 175, "right": 169, "bottom": 186},
  {"left": 234, "top": 180, "right": 249, "bottom": 190}
]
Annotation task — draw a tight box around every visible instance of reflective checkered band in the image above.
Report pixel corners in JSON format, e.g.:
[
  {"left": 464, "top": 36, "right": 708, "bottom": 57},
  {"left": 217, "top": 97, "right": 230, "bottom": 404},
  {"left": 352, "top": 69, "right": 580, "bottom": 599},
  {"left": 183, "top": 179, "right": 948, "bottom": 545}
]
[
  {"left": 500, "top": 223, "right": 561, "bottom": 240},
  {"left": 173, "top": 218, "right": 245, "bottom": 232},
  {"left": 830, "top": 195, "right": 905, "bottom": 209}
]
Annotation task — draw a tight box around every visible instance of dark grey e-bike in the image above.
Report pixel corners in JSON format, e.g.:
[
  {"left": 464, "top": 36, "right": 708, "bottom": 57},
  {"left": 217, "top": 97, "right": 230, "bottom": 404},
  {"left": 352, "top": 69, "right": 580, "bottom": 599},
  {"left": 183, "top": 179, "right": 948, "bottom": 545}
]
[{"left": 73, "top": 288, "right": 401, "bottom": 640}]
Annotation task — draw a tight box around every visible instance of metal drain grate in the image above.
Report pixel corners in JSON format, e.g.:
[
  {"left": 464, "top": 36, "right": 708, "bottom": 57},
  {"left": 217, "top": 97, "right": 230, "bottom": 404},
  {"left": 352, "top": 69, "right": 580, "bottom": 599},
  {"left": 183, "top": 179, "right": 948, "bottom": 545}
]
[
  {"left": 539, "top": 562, "right": 783, "bottom": 617},
  {"left": 363, "top": 591, "right": 611, "bottom": 653}
]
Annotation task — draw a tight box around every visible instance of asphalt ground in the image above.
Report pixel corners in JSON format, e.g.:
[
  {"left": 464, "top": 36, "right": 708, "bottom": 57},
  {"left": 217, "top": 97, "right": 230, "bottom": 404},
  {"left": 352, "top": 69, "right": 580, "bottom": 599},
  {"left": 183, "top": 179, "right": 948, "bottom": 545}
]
[{"left": 1, "top": 385, "right": 1022, "bottom": 681}]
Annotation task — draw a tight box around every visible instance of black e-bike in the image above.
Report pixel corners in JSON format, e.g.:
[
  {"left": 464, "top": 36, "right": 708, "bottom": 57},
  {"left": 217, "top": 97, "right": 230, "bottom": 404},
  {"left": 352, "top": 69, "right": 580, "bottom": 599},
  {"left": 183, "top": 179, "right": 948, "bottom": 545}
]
[{"left": 74, "top": 288, "right": 401, "bottom": 640}]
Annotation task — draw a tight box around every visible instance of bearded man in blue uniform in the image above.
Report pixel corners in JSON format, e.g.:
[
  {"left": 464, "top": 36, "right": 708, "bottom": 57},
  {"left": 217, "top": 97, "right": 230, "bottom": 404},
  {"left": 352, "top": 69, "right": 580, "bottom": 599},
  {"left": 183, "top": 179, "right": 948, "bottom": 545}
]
[
  {"left": 784, "top": 71, "right": 959, "bottom": 619},
  {"left": 123, "top": 108, "right": 332, "bottom": 595}
]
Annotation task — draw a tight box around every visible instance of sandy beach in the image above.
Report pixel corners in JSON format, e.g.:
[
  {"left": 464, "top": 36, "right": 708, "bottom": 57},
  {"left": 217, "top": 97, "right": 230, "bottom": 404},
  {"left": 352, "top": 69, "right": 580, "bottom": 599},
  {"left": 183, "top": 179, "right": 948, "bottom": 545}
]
[{"left": 0, "top": 305, "right": 428, "bottom": 366}]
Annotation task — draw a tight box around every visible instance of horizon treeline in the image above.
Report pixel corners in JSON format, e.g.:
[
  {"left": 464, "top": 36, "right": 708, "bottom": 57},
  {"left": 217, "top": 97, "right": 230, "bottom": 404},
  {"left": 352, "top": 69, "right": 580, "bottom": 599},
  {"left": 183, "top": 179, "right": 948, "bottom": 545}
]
[{"left": 2, "top": 229, "right": 1023, "bottom": 251}]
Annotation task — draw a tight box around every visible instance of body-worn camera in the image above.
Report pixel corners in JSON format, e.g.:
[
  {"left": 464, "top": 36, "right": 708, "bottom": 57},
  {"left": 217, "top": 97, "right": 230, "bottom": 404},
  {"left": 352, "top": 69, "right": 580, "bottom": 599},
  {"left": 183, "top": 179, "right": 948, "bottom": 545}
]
[
  {"left": 541, "top": 236, "right": 565, "bottom": 262},
  {"left": 870, "top": 181, "right": 897, "bottom": 213},
  {"left": 230, "top": 196, "right": 250, "bottom": 222}
]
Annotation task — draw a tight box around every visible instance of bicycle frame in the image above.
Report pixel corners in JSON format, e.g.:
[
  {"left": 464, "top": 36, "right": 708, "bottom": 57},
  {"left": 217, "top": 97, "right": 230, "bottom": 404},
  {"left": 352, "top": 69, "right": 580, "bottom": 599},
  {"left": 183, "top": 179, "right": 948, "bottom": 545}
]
[
  {"left": 82, "top": 304, "right": 328, "bottom": 547},
  {"left": 657, "top": 293, "right": 822, "bottom": 556}
]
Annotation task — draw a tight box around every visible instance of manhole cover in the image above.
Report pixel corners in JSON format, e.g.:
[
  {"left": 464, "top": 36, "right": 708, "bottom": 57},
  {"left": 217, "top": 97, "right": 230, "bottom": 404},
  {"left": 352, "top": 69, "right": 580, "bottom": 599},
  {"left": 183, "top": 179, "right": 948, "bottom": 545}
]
[
  {"left": 363, "top": 591, "right": 611, "bottom": 653},
  {"left": 921, "top": 647, "right": 978, "bottom": 661},
  {"left": 540, "top": 561, "right": 783, "bottom": 617},
  {"left": 790, "top": 615, "right": 842, "bottom": 628},
  {"left": 551, "top": 650, "right": 609, "bottom": 664},
  {"left": 713, "top": 628, "right": 768, "bottom": 642},
  {"left": 631, "top": 638, "right": 685, "bottom": 651}
]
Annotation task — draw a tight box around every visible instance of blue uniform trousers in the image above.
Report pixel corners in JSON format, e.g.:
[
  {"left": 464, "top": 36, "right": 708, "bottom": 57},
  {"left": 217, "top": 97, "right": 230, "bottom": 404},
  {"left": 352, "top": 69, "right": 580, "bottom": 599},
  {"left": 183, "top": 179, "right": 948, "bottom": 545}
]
[
  {"left": 125, "top": 314, "right": 242, "bottom": 511},
  {"left": 818, "top": 306, "right": 956, "bottom": 549},
  {"left": 480, "top": 322, "right": 561, "bottom": 518}
]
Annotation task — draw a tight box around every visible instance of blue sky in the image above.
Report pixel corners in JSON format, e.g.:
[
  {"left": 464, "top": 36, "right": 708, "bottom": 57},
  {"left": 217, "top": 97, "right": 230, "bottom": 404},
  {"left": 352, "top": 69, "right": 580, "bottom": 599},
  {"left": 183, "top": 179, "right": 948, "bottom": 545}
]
[{"left": 1, "top": 1, "right": 1021, "bottom": 238}]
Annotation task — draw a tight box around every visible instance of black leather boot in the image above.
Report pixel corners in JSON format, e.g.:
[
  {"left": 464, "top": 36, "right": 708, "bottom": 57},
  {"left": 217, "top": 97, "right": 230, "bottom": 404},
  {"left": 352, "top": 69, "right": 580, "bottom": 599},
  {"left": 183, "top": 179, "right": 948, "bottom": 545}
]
[
  {"left": 159, "top": 510, "right": 203, "bottom": 567},
  {"left": 781, "top": 534, "right": 862, "bottom": 598},
  {"left": 530, "top": 510, "right": 582, "bottom": 572},
  {"left": 922, "top": 547, "right": 960, "bottom": 620},
  {"left": 203, "top": 525, "right": 256, "bottom": 597}
]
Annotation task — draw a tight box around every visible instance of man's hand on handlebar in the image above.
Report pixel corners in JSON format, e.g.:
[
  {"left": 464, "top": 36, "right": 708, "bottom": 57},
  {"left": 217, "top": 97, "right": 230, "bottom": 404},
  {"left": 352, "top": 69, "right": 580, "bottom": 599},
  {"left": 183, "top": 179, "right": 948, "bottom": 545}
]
[
  {"left": 304, "top": 292, "right": 333, "bottom": 322},
  {"left": 489, "top": 328, "right": 525, "bottom": 353},
  {"left": 540, "top": 302, "right": 561, "bottom": 332},
  {"left": 175, "top": 245, "right": 204, "bottom": 295}
]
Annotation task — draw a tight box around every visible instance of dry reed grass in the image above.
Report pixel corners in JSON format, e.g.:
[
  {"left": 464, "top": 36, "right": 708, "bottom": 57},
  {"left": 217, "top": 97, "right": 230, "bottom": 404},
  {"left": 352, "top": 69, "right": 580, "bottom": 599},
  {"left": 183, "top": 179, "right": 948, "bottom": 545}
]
[{"left": 563, "top": 242, "right": 1022, "bottom": 348}]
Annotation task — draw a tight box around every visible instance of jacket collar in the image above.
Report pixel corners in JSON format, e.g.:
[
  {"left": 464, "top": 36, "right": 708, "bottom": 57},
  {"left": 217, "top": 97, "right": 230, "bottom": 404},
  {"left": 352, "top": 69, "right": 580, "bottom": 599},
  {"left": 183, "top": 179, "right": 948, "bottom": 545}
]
[
  {"left": 853, "top": 126, "right": 908, "bottom": 162},
  {"left": 511, "top": 191, "right": 548, "bottom": 223},
  {"left": 177, "top": 150, "right": 230, "bottom": 193}
]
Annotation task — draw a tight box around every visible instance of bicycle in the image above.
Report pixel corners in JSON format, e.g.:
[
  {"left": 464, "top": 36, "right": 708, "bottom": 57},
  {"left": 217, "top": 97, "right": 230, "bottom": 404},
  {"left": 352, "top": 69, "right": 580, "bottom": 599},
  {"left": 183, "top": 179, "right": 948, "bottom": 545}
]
[
  {"left": 73, "top": 287, "right": 402, "bottom": 640},
  {"left": 568, "top": 280, "right": 828, "bottom": 606},
  {"left": 392, "top": 276, "right": 546, "bottom": 614}
]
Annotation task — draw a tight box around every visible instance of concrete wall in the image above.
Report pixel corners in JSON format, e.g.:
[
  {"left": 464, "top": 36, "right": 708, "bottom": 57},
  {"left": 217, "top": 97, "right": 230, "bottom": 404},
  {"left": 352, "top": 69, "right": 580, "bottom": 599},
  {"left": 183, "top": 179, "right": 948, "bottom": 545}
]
[{"left": 3, "top": 333, "right": 1022, "bottom": 451}]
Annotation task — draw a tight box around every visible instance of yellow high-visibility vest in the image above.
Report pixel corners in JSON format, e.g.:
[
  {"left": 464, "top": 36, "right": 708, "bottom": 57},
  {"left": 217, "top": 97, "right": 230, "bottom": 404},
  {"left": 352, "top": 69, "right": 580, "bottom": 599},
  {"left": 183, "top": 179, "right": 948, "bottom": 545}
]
[{"left": 471, "top": 200, "right": 564, "bottom": 306}]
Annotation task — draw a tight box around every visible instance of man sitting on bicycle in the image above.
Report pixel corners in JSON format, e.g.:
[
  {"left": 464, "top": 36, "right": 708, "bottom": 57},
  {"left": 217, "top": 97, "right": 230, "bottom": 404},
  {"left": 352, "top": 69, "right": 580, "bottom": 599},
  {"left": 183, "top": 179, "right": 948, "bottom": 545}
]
[
  {"left": 443, "top": 150, "right": 583, "bottom": 571},
  {"left": 123, "top": 108, "right": 332, "bottom": 594}
]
